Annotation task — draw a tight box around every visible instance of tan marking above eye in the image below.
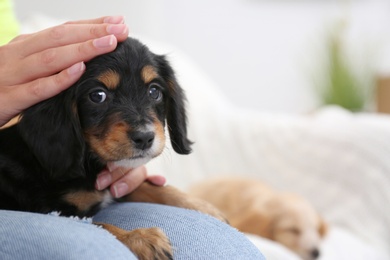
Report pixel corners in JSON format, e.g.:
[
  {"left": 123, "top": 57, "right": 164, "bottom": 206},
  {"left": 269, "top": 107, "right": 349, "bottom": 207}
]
[
  {"left": 97, "top": 70, "right": 121, "bottom": 90},
  {"left": 141, "top": 65, "right": 158, "bottom": 84}
]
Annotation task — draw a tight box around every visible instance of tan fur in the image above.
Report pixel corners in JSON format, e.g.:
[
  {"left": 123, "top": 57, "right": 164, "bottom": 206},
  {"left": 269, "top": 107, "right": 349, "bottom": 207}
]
[
  {"left": 189, "top": 177, "right": 327, "bottom": 260},
  {"left": 141, "top": 65, "right": 158, "bottom": 84},
  {"left": 97, "top": 223, "right": 172, "bottom": 260},
  {"left": 85, "top": 122, "right": 134, "bottom": 161},
  {"left": 63, "top": 190, "right": 108, "bottom": 213},
  {"left": 0, "top": 115, "right": 20, "bottom": 129},
  {"left": 152, "top": 114, "right": 166, "bottom": 154},
  {"left": 166, "top": 79, "right": 176, "bottom": 92},
  {"left": 97, "top": 70, "right": 121, "bottom": 90},
  {"left": 126, "top": 182, "right": 227, "bottom": 223}
]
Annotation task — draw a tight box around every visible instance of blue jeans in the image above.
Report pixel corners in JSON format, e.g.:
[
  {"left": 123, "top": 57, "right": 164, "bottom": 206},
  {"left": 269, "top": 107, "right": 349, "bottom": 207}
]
[{"left": 0, "top": 203, "right": 265, "bottom": 259}]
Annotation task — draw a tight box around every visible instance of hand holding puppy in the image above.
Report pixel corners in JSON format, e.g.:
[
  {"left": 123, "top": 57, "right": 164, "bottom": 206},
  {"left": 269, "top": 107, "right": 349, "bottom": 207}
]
[{"left": 96, "top": 165, "right": 166, "bottom": 198}]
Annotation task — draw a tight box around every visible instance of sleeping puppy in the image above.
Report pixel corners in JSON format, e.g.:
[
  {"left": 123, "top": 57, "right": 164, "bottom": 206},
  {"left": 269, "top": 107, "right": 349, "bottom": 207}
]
[
  {"left": 189, "top": 177, "right": 327, "bottom": 260},
  {"left": 0, "top": 37, "right": 224, "bottom": 260}
]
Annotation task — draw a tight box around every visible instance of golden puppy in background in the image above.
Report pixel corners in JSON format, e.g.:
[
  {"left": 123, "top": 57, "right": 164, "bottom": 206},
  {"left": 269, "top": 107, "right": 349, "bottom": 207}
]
[{"left": 189, "top": 177, "right": 327, "bottom": 260}]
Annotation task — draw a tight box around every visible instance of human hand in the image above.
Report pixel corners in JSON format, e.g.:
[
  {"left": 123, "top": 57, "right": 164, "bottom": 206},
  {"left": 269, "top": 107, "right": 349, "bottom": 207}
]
[
  {"left": 95, "top": 166, "right": 167, "bottom": 198},
  {"left": 0, "top": 16, "right": 129, "bottom": 127}
]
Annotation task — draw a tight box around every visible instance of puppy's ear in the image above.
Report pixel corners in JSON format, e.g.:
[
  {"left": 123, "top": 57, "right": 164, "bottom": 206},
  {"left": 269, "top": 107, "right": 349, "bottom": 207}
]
[
  {"left": 156, "top": 55, "right": 192, "bottom": 154},
  {"left": 18, "top": 89, "right": 85, "bottom": 180}
]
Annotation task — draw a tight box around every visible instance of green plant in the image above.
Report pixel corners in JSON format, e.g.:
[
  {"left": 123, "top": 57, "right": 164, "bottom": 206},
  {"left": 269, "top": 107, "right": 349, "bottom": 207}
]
[{"left": 316, "top": 23, "right": 372, "bottom": 112}]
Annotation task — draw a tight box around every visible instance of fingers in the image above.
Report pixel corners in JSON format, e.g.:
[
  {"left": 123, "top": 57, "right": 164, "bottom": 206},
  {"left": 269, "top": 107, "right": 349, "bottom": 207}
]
[
  {"left": 0, "top": 62, "right": 85, "bottom": 127},
  {"left": 17, "top": 15, "right": 127, "bottom": 57},
  {"left": 0, "top": 15, "right": 129, "bottom": 86},
  {"left": 25, "top": 62, "right": 86, "bottom": 102},
  {"left": 19, "top": 23, "right": 128, "bottom": 57},
  {"left": 95, "top": 166, "right": 166, "bottom": 198},
  {"left": 8, "top": 33, "right": 30, "bottom": 43},
  {"left": 14, "top": 35, "right": 118, "bottom": 85},
  {"left": 147, "top": 175, "right": 167, "bottom": 186},
  {"left": 64, "top": 15, "right": 125, "bottom": 25},
  {"left": 110, "top": 166, "right": 148, "bottom": 198}
]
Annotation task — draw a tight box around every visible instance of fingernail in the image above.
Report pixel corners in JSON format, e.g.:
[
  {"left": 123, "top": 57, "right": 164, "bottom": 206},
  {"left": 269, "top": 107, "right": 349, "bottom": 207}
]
[
  {"left": 93, "top": 35, "right": 115, "bottom": 48},
  {"left": 96, "top": 173, "right": 112, "bottom": 190},
  {"left": 113, "top": 182, "right": 128, "bottom": 198},
  {"left": 104, "top": 16, "right": 125, "bottom": 24},
  {"left": 67, "top": 62, "right": 85, "bottom": 75},
  {"left": 106, "top": 24, "right": 128, "bottom": 35}
]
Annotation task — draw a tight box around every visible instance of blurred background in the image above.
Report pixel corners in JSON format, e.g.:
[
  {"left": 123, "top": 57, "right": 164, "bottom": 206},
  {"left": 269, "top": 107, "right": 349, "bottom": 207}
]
[{"left": 12, "top": 0, "right": 390, "bottom": 114}]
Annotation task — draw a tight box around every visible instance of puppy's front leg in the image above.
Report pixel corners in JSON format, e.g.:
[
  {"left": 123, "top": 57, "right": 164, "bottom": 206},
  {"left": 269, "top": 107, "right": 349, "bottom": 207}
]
[
  {"left": 124, "top": 182, "right": 227, "bottom": 223},
  {"left": 96, "top": 222, "right": 173, "bottom": 260}
]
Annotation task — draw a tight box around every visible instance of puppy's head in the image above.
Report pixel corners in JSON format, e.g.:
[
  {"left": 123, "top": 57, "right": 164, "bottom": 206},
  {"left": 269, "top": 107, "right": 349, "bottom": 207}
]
[
  {"left": 269, "top": 193, "right": 327, "bottom": 260},
  {"left": 18, "top": 37, "right": 192, "bottom": 179}
]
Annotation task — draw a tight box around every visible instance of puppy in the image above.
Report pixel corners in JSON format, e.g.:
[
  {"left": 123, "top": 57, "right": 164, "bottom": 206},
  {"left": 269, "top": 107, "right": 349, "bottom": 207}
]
[
  {"left": 189, "top": 177, "right": 327, "bottom": 260},
  {"left": 0, "top": 37, "right": 224, "bottom": 259}
]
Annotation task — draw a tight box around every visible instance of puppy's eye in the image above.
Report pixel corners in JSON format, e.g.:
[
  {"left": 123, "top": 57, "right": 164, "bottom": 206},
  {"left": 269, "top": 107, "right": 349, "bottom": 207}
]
[
  {"left": 89, "top": 91, "right": 107, "bottom": 103},
  {"left": 148, "top": 84, "right": 163, "bottom": 102}
]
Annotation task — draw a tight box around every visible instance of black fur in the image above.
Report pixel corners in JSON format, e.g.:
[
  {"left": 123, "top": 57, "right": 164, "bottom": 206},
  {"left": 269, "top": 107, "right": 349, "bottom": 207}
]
[{"left": 0, "top": 38, "right": 192, "bottom": 217}]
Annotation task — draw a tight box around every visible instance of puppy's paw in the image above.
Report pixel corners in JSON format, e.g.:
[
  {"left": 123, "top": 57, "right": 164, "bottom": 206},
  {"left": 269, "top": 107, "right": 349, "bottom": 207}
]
[
  {"left": 124, "top": 227, "right": 173, "bottom": 260},
  {"left": 98, "top": 223, "right": 173, "bottom": 260}
]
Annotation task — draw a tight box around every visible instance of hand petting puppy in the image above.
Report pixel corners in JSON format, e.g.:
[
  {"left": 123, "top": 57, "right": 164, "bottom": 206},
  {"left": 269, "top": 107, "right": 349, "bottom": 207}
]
[{"left": 0, "top": 16, "right": 129, "bottom": 127}]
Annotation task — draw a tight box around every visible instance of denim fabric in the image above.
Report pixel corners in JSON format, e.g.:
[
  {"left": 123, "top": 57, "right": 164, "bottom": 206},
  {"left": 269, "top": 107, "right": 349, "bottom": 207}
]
[
  {"left": 94, "top": 203, "right": 265, "bottom": 260},
  {"left": 1, "top": 203, "right": 265, "bottom": 260},
  {"left": 0, "top": 209, "right": 135, "bottom": 260}
]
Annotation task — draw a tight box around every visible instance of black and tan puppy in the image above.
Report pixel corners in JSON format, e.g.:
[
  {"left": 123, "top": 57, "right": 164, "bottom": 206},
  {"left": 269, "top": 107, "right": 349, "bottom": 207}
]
[{"left": 0, "top": 37, "right": 224, "bottom": 259}]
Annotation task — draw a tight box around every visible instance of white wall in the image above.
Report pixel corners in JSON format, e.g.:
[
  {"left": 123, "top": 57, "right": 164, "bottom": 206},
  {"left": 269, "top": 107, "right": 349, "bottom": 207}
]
[{"left": 13, "top": 0, "right": 390, "bottom": 114}]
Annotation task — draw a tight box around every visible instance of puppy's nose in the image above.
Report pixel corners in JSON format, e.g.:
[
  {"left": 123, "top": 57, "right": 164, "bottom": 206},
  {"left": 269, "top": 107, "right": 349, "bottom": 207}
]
[
  {"left": 130, "top": 131, "right": 155, "bottom": 150},
  {"left": 311, "top": 248, "right": 320, "bottom": 259}
]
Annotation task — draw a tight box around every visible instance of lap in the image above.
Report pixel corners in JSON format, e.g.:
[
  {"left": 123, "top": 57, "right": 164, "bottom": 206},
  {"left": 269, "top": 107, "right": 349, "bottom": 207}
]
[
  {"left": 0, "top": 209, "right": 134, "bottom": 260},
  {"left": 1, "top": 203, "right": 264, "bottom": 260},
  {"left": 94, "top": 203, "right": 264, "bottom": 260}
]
